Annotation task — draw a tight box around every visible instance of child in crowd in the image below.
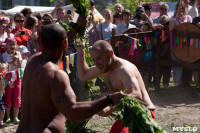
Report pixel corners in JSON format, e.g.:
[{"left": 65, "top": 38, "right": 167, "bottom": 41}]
[
  {"left": 2, "top": 38, "right": 22, "bottom": 123},
  {"left": 0, "top": 63, "right": 13, "bottom": 127},
  {"left": 17, "top": 45, "right": 29, "bottom": 69},
  {"left": 140, "top": 21, "right": 151, "bottom": 32}
]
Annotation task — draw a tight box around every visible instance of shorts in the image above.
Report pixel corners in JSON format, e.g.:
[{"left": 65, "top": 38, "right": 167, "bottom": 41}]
[{"left": 0, "top": 99, "right": 6, "bottom": 111}]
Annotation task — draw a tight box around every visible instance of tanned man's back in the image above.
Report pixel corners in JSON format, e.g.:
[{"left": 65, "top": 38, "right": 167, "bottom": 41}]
[{"left": 16, "top": 55, "right": 66, "bottom": 133}]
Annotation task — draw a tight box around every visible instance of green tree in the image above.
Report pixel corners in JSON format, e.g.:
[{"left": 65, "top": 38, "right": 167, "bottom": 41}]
[
  {"left": 107, "top": 0, "right": 179, "bottom": 16},
  {"left": 107, "top": 0, "right": 139, "bottom": 16}
]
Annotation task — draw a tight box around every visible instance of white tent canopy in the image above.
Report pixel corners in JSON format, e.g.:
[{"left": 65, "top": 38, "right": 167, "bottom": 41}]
[
  {"left": 2, "top": 5, "right": 104, "bottom": 23},
  {"left": 2, "top": 4, "right": 79, "bottom": 22},
  {"left": 4, "top": 5, "right": 74, "bottom": 16}
]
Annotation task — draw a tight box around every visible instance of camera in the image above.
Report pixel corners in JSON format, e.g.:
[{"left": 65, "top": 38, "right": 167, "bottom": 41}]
[
  {"left": 42, "top": 19, "right": 51, "bottom": 25},
  {"left": 67, "top": 10, "right": 71, "bottom": 15},
  {"left": 20, "top": 31, "right": 25, "bottom": 35},
  {"left": 6, "top": 25, "right": 10, "bottom": 28}
]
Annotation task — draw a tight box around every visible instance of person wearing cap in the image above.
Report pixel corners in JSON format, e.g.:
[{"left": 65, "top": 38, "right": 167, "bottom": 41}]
[
  {"left": 130, "top": 6, "right": 144, "bottom": 28},
  {"left": 130, "top": 14, "right": 143, "bottom": 28},
  {"left": 116, "top": 9, "right": 136, "bottom": 35},
  {"left": 17, "top": 45, "right": 29, "bottom": 69},
  {"left": 89, "top": 0, "right": 105, "bottom": 24}
]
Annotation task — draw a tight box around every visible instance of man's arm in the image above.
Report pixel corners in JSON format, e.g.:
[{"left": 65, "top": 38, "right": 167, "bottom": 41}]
[
  {"left": 76, "top": 44, "right": 102, "bottom": 81},
  {"left": 67, "top": 15, "right": 87, "bottom": 43},
  {"left": 51, "top": 2, "right": 62, "bottom": 18},
  {"left": 50, "top": 69, "right": 124, "bottom": 122}
]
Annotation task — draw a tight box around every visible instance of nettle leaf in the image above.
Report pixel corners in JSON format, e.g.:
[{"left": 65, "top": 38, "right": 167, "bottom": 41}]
[{"left": 113, "top": 97, "right": 167, "bottom": 133}]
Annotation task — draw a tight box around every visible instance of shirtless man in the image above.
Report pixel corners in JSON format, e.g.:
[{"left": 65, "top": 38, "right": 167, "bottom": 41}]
[
  {"left": 16, "top": 24, "right": 127, "bottom": 133},
  {"left": 76, "top": 40, "right": 155, "bottom": 133}
]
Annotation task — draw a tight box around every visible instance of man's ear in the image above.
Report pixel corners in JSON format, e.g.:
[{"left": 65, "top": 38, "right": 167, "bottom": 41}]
[
  {"left": 63, "top": 38, "right": 68, "bottom": 48},
  {"left": 109, "top": 50, "right": 114, "bottom": 57}
]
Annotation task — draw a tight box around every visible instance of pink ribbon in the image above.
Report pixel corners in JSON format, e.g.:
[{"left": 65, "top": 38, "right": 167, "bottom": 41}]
[{"left": 129, "top": 40, "right": 135, "bottom": 55}]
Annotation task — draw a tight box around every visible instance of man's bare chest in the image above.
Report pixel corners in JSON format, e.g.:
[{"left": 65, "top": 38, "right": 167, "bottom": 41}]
[{"left": 104, "top": 74, "right": 124, "bottom": 92}]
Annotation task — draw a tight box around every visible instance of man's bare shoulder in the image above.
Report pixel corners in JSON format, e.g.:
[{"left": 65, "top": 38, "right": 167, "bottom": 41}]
[
  {"left": 26, "top": 55, "right": 66, "bottom": 81},
  {"left": 117, "top": 58, "right": 138, "bottom": 72}
]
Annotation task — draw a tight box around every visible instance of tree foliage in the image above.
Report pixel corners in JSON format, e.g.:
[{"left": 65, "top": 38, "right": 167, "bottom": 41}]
[
  {"left": 107, "top": 0, "right": 179, "bottom": 16},
  {"left": 107, "top": 0, "right": 139, "bottom": 16}
]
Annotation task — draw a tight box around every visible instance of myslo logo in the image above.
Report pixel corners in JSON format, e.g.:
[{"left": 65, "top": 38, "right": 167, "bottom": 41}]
[{"left": 172, "top": 126, "right": 198, "bottom": 132}]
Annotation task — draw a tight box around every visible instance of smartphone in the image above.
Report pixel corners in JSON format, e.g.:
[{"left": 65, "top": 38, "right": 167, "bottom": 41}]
[
  {"left": 6, "top": 25, "right": 10, "bottom": 28},
  {"left": 67, "top": 10, "right": 72, "bottom": 15},
  {"left": 20, "top": 31, "right": 25, "bottom": 35}
]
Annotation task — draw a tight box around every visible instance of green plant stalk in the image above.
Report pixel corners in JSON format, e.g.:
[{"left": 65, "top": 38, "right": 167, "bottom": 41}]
[{"left": 51, "top": 0, "right": 96, "bottom": 132}]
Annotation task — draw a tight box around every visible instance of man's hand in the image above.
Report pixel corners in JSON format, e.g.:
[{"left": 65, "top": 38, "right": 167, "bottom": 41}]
[
  {"left": 76, "top": 15, "right": 88, "bottom": 29},
  {"left": 25, "top": 30, "right": 31, "bottom": 38},
  {"left": 110, "top": 91, "right": 129, "bottom": 105},
  {"left": 75, "top": 38, "right": 85, "bottom": 52},
  {"left": 64, "top": 14, "right": 73, "bottom": 21},
  {"left": 154, "top": 24, "right": 164, "bottom": 30},
  {"left": 140, "top": 12, "right": 148, "bottom": 19},
  {"left": 10, "top": 55, "right": 19, "bottom": 66},
  {"left": 14, "top": 30, "right": 22, "bottom": 37},
  {"left": 56, "top": 2, "right": 62, "bottom": 8}
]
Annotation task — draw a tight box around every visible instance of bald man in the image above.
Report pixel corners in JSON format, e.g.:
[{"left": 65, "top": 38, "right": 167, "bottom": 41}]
[
  {"left": 77, "top": 40, "right": 155, "bottom": 133},
  {"left": 16, "top": 24, "right": 126, "bottom": 133}
]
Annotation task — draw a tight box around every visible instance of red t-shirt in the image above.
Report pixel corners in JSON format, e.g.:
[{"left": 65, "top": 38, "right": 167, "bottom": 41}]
[{"left": 11, "top": 27, "right": 32, "bottom": 47}]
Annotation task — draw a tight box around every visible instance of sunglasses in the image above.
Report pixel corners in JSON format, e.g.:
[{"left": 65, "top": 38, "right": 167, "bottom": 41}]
[
  {"left": 90, "top": 3, "right": 94, "bottom": 6},
  {"left": 15, "top": 20, "right": 24, "bottom": 23},
  {"left": 161, "top": 8, "right": 167, "bottom": 11},
  {"left": 43, "top": 19, "right": 51, "bottom": 21},
  {"left": 146, "top": 8, "right": 152, "bottom": 11}
]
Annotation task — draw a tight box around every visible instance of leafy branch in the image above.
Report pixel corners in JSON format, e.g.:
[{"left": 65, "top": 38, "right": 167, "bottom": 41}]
[{"left": 114, "top": 96, "right": 167, "bottom": 133}]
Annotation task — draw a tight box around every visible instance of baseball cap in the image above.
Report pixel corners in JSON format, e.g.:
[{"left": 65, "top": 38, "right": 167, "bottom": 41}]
[
  {"left": 136, "top": 6, "right": 145, "bottom": 13},
  {"left": 17, "top": 45, "right": 29, "bottom": 54}
]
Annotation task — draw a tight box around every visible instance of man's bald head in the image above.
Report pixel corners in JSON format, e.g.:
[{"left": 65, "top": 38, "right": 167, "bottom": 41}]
[
  {"left": 41, "top": 24, "right": 67, "bottom": 49},
  {"left": 91, "top": 40, "right": 113, "bottom": 53}
]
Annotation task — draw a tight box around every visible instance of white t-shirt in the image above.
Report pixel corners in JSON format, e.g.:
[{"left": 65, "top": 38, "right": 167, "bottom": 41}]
[
  {"left": 188, "top": 5, "right": 198, "bottom": 19},
  {"left": 21, "top": 59, "right": 27, "bottom": 69},
  {"left": 116, "top": 22, "right": 136, "bottom": 35},
  {"left": 97, "top": 22, "right": 116, "bottom": 40},
  {"left": 2, "top": 51, "right": 22, "bottom": 71},
  {"left": 0, "top": 32, "right": 14, "bottom": 45}
]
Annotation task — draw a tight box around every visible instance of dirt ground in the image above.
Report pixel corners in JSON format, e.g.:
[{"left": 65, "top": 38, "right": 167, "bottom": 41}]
[{"left": 1, "top": 86, "right": 200, "bottom": 133}]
